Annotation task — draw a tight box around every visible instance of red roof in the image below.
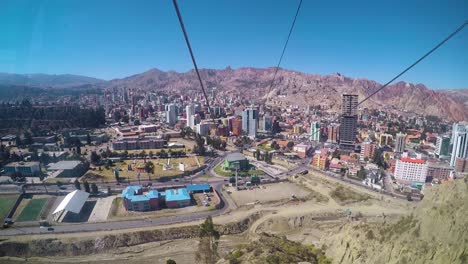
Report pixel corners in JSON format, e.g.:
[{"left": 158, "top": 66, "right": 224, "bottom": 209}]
[{"left": 400, "top": 157, "right": 425, "bottom": 164}]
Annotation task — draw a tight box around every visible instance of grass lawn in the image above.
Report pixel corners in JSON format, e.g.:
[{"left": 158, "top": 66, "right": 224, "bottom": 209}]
[
  {"left": 214, "top": 164, "right": 265, "bottom": 177},
  {"left": 16, "top": 198, "right": 48, "bottom": 222},
  {"left": 257, "top": 144, "right": 273, "bottom": 152},
  {"left": 0, "top": 195, "right": 19, "bottom": 221},
  {"left": 82, "top": 156, "right": 204, "bottom": 182}
]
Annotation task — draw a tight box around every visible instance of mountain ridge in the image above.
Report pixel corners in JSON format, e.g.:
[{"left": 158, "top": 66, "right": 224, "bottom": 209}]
[
  {"left": 0, "top": 72, "right": 105, "bottom": 88},
  {"left": 106, "top": 67, "right": 468, "bottom": 121}
]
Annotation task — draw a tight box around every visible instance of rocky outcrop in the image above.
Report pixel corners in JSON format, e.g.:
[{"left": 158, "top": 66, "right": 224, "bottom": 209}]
[
  {"left": 0, "top": 212, "right": 263, "bottom": 258},
  {"left": 321, "top": 179, "right": 468, "bottom": 264}
]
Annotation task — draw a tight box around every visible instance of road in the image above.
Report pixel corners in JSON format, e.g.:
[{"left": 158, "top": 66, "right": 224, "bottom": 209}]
[{"left": 0, "top": 150, "right": 409, "bottom": 236}]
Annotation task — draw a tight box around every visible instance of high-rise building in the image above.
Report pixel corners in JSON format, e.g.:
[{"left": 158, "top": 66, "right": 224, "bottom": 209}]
[
  {"left": 327, "top": 123, "right": 340, "bottom": 143},
  {"left": 435, "top": 135, "right": 451, "bottom": 157},
  {"left": 259, "top": 114, "right": 273, "bottom": 133},
  {"left": 339, "top": 94, "right": 358, "bottom": 151},
  {"left": 450, "top": 122, "right": 468, "bottom": 166},
  {"left": 242, "top": 107, "right": 258, "bottom": 138},
  {"left": 186, "top": 103, "right": 195, "bottom": 129},
  {"left": 394, "top": 133, "right": 406, "bottom": 153},
  {"left": 394, "top": 153, "right": 428, "bottom": 183},
  {"left": 360, "top": 138, "right": 376, "bottom": 161},
  {"left": 165, "top": 103, "right": 177, "bottom": 126},
  {"left": 310, "top": 121, "right": 320, "bottom": 141},
  {"left": 232, "top": 117, "right": 242, "bottom": 136}
]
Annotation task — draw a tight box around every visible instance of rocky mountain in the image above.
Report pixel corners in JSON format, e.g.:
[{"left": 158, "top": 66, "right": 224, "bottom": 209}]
[
  {"left": 0, "top": 73, "right": 104, "bottom": 88},
  {"left": 439, "top": 89, "right": 468, "bottom": 109},
  {"left": 106, "top": 67, "right": 468, "bottom": 121},
  {"left": 322, "top": 179, "right": 468, "bottom": 264}
]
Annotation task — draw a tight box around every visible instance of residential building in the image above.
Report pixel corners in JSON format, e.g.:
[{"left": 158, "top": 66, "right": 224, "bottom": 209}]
[
  {"left": 339, "top": 94, "right": 358, "bottom": 151},
  {"left": 259, "top": 114, "right": 273, "bottom": 133},
  {"left": 186, "top": 103, "right": 195, "bottom": 129},
  {"left": 3, "top": 161, "right": 40, "bottom": 176},
  {"left": 312, "top": 149, "right": 328, "bottom": 170},
  {"left": 197, "top": 121, "right": 215, "bottom": 136},
  {"left": 293, "top": 143, "right": 311, "bottom": 158},
  {"left": 427, "top": 162, "right": 453, "bottom": 181},
  {"left": 435, "top": 135, "right": 451, "bottom": 157},
  {"left": 394, "top": 133, "right": 406, "bottom": 153},
  {"left": 450, "top": 122, "right": 468, "bottom": 166},
  {"left": 379, "top": 133, "right": 393, "bottom": 147},
  {"left": 327, "top": 124, "right": 340, "bottom": 143},
  {"left": 394, "top": 153, "right": 428, "bottom": 183},
  {"left": 360, "top": 138, "right": 376, "bottom": 161},
  {"left": 310, "top": 121, "right": 320, "bottom": 141},
  {"left": 242, "top": 107, "right": 258, "bottom": 138},
  {"left": 455, "top": 158, "right": 468, "bottom": 173},
  {"left": 165, "top": 103, "right": 177, "bottom": 126},
  {"left": 112, "top": 138, "right": 165, "bottom": 150},
  {"left": 232, "top": 117, "right": 242, "bottom": 136},
  {"left": 293, "top": 124, "right": 303, "bottom": 134}
]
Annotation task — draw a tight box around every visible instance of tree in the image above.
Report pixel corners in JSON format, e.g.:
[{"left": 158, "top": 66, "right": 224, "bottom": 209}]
[
  {"left": 91, "top": 183, "right": 98, "bottom": 194},
  {"left": 83, "top": 181, "right": 90, "bottom": 193},
  {"left": 194, "top": 134, "right": 206, "bottom": 155},
  {"left": 286, "top": 141, "right": 294, "bottom": 149},
  {"left": 357, "top": 167, "right": 367, "bottom": 179},
  {"left": 166, "top": 260, "right": 177, "bottom": 264},
  {"left": 195, "top": 216, "right": 220, "bottom": 264},
  {"left": 23, "top": 131, "right": 33, "bottom": 145},
  {"left": 90, "top": 151, "right": 100, "bottom": 164},
  {"left": 144, "top": 161, "right": 155, "bottom": 174},
  {"left": 74, "top": 179, "right": 81, "bottom": 190}
]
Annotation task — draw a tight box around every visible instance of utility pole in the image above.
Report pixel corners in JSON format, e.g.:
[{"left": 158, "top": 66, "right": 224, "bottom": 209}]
[{"left": 43, "top": 182, "right": 48, "bottom": 194}]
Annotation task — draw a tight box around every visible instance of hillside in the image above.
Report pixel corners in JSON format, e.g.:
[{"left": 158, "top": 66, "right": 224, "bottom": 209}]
[
  {"left": 439, "top": 89, "right": 468, "bottom": 109},
  {"left": 0, "top": 73, "right": 104, "bottom": 88},
  {"left": 106, "top": 67, "right": 468, "bottom": 121},
  {"left": 321, "top": 179, "right": 468, "bottom": 264}
]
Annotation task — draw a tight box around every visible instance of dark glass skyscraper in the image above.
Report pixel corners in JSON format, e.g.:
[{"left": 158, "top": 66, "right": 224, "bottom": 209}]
[{"left": 339, "top": 94, "right": 358, "bottom": 151}]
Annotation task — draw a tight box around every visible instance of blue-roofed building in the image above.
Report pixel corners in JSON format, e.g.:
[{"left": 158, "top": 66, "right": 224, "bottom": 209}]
[
  {"left": 121, "top": 185, "right": 160, "bottom": 211},
  {"left": 186, "top": 183, "right": 211, "bottom": 193},
  {"left": 164, "top": 188, "right": 191, "bottom": 208}
]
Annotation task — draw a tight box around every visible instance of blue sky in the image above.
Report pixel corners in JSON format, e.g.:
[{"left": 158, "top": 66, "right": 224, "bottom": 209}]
[{"left": 0, "top": 0, "right": 466, "bottom": 89}]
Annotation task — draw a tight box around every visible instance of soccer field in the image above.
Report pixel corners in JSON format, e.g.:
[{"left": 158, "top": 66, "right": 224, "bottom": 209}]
[
  {"left": 16, "top": 198, "right": 48, "bottom": 222},
  {"left": 0, "top": 195, "right": 18, "bottom": 221}
]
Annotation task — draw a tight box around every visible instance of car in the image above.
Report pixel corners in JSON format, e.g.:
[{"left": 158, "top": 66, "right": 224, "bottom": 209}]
[{"left": 47, "top": 227, "right": 54, "bottom": 231}]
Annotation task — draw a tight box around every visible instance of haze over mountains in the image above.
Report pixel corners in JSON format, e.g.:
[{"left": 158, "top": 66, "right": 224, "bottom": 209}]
[
  {"left": 1, "top": 68, "right": 467, "bottom": 121},
  {"left": 0, "top": 73, "right": 104, "bottom": 88}
]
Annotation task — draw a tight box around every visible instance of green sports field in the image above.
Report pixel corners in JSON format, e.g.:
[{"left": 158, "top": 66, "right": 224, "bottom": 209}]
[
  {"left": 0, "top": 195, "right": 19, "bottom": 221},
  {"left": 16, "top": 198, "right": 48, "bottom": 222}
]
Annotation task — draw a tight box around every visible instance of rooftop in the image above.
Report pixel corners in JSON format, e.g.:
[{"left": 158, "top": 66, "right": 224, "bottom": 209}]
[
  {"left": 165, "top": 188, "right": 190, "bottom": 202},
  {"left": 47, "top": 160, "right": 81, "bottom": 170},
  {"left": 226, "top": 152, "right": 246, "bottom": 162},
  {"left": 6, "top": 161, "right": 39, "bottom": 167},
  {"left": 122, "top": 185, "right": 159, "bottom": 202},
  {"left": 400, "top": 157, "right": 426, "bottom": 164},
  {"left": 186, "top": 183, "right": 211, "bottom": 192}
]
